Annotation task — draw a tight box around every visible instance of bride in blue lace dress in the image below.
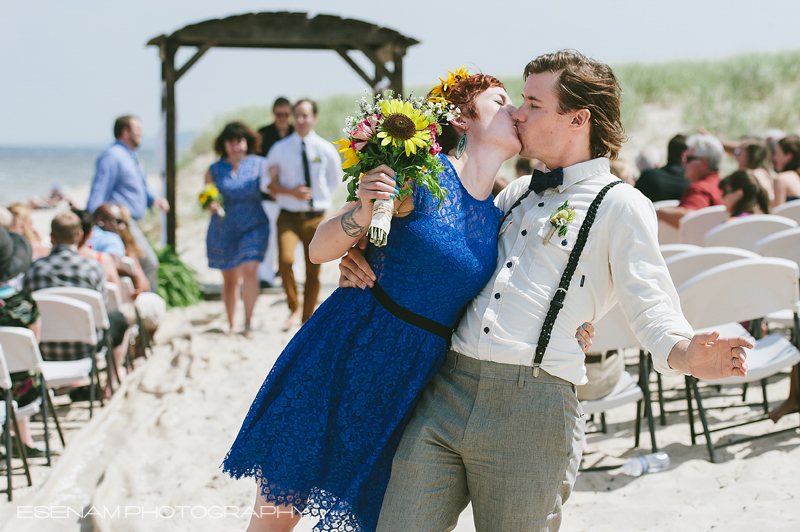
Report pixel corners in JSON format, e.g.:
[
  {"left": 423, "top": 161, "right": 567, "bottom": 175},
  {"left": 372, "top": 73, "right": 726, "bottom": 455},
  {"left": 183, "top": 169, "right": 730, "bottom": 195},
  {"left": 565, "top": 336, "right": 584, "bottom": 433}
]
[{"left": 222, "top": 74, "right": 593, "bottom": 532}]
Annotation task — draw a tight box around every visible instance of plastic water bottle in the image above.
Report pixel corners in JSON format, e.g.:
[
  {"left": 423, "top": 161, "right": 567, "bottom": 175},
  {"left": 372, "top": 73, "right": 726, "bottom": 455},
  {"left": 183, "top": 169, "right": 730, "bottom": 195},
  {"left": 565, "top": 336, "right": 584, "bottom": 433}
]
[{"left": 619, "top": 452, "right": 670, "bottom": 476}]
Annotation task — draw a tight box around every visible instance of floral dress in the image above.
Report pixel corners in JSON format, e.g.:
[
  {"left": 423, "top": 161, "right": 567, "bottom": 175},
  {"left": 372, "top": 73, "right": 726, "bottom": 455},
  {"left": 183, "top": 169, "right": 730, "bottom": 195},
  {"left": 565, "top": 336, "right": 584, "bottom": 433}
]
[{"left": 0, "top": 286, "right": 42, "bottom": 407}]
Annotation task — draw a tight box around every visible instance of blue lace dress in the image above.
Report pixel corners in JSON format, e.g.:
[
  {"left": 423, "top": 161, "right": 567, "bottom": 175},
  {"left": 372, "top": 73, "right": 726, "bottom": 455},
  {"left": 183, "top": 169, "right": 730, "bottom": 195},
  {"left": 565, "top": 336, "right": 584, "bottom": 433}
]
[
  {"left": 222, "top": 154, "right": 502, "bottom": 531},
  {"left": 206, "top": 155, "right": 270, "bottom": 270}
]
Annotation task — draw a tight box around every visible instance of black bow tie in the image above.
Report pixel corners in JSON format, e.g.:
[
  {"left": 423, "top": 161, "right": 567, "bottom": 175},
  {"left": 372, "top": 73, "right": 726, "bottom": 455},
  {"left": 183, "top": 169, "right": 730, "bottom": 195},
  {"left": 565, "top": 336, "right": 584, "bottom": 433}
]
[{"left": 529, "top": 168, "right": 564, "bottom": 194}]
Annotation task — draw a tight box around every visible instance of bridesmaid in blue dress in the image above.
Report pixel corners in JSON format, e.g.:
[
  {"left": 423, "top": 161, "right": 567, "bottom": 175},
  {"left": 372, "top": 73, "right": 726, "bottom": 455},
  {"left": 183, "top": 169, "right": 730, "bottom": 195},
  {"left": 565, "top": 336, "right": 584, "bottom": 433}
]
[
  {"left": 222, "top": 77, "right": 593, "bottom": 532},
  {"left": 205, "top": 122, "right": 270, "bottom": 336}
]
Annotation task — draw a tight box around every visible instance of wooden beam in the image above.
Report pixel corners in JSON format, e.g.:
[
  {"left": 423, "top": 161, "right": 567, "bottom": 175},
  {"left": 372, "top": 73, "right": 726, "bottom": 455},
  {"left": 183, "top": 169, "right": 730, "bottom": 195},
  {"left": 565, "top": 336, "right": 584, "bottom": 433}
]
[
  {"left": 175, "top": 43, "right": 213, "bottom": 82},
  {"left": 162, "top": 41, "right": 178, "bottom": 248},
  {"left": 334, "top": 47, "right": 377, "bottom": 89},
  {"left": 354, "top": 45, "right": 393, "bottom": 82}
]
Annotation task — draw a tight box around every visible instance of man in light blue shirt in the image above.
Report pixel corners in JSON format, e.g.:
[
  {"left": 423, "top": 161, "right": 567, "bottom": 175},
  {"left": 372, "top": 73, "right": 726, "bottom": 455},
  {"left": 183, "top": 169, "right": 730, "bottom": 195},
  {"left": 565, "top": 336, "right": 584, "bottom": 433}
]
[{"left": 87, "top": 116, "right": 169, "bottom": 287}]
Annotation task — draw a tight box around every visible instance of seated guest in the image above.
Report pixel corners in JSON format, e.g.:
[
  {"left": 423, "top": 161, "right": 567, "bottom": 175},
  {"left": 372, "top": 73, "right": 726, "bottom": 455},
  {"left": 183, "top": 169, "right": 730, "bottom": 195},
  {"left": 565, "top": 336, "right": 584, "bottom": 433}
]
[
  {"left": 635, "top": 134, "right": 690, "bottom": 203},
  {"left": 656, "top": 134, "right": 725, "bottom": 228},
  {"left": 734, "top": 139, "right": 774, "bottom": 200},
  {"left": 719, "top": 170, "right": 771, "bottom": 219},
  {"left": 93, "top": 203, "right": 150, "bottom": 296},
  {"left": 8, "top": 204, "right": 50, "bottom": 261},
  {"left": 72, "top": 208, "right": 124, "bottom": 297},
  {"left": 22, "top": 211, "right": 129, "bottom": 385},
  {"left": 635, "top": 145, "right": 661, "bottom": 173},
  {"left": 0, "top": 226, "right": 47, "bottom": 458},
  {"left": 773, "top": 135, "right": 800, "bottom": 206}
]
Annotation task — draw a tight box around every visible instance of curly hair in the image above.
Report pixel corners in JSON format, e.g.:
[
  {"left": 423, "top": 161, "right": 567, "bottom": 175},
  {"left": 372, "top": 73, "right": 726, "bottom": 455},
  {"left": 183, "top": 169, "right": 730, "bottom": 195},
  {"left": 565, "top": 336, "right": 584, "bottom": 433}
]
[
  {"left": 213, "top": 122, "right": 261, "bottom": 158},
  {"left": 431, "top": 74, "right": 505, "bottom": 154},
  {"left": 523, "top": 50, "right": 626, "bottom": 160}
]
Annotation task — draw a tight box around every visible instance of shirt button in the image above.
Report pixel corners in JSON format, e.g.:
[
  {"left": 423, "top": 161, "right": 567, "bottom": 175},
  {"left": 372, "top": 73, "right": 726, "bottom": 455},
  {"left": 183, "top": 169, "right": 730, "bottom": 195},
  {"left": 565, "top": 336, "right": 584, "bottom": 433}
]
[
  {"left": 494, "top": 293, "right": 500, "bottom": 299},
  {"left": 521, "top": 229, "right": 528, "bottom": 236},
  {"left": 538, "top": 202, "right": 545, "bottom": 207},
  {"left": 506, "top": 262, "right": 513, "bottom": 268},
  {"left": 483, "top": 327, "right": 490, "bottom": 334}
]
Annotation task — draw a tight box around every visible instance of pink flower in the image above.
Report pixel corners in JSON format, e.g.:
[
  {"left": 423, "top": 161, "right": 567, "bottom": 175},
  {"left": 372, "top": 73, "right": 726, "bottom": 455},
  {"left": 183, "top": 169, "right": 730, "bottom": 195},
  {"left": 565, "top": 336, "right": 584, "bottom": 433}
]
[
  {"left": 429, "top": 142, "right": 441, "bottom": 155},
  {"left": 352, "top": 115, "right": 379, "bottom": 151}
]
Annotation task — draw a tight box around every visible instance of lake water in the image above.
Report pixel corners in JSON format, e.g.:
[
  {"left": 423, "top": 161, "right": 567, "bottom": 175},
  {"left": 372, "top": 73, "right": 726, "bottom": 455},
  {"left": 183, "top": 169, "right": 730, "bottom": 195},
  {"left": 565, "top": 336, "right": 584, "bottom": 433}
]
[{"left": 0, "top": 146, "right": 157, "bottom": 207}]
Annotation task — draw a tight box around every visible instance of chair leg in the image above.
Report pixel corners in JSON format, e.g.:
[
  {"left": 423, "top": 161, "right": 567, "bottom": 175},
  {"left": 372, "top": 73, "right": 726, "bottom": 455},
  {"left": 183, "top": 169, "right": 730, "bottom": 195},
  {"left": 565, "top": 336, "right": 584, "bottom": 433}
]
[
  {"left": 44, "top": 385, "right": 65, "bottom": 447},
  {"left": 690, "top": 377, "right": 717, "bottom": 463},
  {"left": 656, "top": 371, "right": 666, "bottom": 426},
  {"left": 639, "top": 351, "right": 659, "bottom": 452},
  {"left": 600, "top": 413, "right": 608, "bottom": 434},
  {"left": 9, "top": 403, "right": 32, "bottom": 486},
  {"left": 741, "top": 383, "right": 748, "bottom": 402},
  {"left": 5, "top": 393, "right": 13, "bottom": 501},
  {"left": 89, "top": 359, "right": 96, "bottom": 419},
  {"left": 39, "top": 386, "right": 52, "bottom": 467},
  {"left": 104, "top": 334, "right": 117, "bottom": 394},
  {"left": 634, "top": 400, "right": 642, "bottom": 448},
  {"left": 685, "top": 375, "right": 697, "bottom": 445},
  {"left": 761, "top": 378, "right": 769, "bottom": 415}
]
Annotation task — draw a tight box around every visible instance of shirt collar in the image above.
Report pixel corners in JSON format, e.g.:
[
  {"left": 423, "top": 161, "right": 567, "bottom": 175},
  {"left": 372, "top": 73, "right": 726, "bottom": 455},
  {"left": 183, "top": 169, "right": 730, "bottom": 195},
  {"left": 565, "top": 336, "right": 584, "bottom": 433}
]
[
  {"left": 555, "top": 157, "right": 611, "bottom": 193},
  {"left": 114, "top": 140, "right": 135, "bottom": 155},
  {"left": 52, "top": 244, "right": 78, "bottom": 254}
]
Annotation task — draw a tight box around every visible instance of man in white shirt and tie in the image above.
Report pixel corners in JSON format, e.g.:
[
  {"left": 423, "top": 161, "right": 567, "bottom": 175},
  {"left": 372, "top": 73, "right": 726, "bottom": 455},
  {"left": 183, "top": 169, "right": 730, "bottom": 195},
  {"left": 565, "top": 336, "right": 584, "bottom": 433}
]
[
  {"left": 341, "top": 50, "right": 753, "bottom": 531},
  {"left": 267, "top": 99, "right": 341, "bottom": 326}
]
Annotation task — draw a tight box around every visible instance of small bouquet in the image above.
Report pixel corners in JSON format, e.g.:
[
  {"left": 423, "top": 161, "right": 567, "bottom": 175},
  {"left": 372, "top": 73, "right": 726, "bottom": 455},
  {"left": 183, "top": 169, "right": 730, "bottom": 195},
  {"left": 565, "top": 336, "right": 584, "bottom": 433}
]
[
  {"left": 334, "top": 89, "right": 460, "bottom": 246},
  {"left": 199, "top": 183, "right": 225, "bottom": 218},
  {"left": 543, "top": 200, "right": 576, "bottom": 245}
]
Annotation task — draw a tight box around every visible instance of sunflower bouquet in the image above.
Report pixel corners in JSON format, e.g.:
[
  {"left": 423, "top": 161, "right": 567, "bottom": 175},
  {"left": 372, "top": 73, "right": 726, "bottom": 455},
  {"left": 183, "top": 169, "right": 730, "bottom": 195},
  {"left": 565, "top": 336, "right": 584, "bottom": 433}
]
[
  {"left": 199, "top": 183, "right": 225, "bottom": 218},
  {"left": 334, "top": 88, "right": 461, "bottom": 247}
]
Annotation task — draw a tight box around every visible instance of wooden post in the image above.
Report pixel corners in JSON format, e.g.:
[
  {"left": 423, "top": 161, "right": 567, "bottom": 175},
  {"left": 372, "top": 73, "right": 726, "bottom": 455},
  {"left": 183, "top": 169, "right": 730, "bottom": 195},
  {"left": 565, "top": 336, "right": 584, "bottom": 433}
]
[
  {"left": 163, "top": 40, "right": 177, "bottom": 247},
  {"left": 392, "top": 48, "right": 405, "bottom": 97}
]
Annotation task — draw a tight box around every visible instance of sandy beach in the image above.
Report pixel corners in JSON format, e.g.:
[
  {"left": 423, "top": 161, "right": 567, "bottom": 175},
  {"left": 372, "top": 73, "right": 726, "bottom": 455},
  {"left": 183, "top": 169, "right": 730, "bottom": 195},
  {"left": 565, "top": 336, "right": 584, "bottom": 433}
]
[{"left": 2, "top": 161, "right": 799, "bottom": 532}]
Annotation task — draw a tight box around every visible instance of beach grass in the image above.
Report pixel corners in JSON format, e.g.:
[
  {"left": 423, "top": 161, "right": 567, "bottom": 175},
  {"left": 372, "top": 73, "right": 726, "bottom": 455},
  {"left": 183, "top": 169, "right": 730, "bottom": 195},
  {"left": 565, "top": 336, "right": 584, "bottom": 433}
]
[{"left": 188, "top": 50, "right": 800, "bottom": 164}]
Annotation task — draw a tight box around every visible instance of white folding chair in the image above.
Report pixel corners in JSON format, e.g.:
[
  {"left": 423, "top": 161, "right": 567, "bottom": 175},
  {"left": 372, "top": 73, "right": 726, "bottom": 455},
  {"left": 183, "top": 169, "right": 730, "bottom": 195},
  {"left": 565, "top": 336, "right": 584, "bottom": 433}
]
[
  {"left": 755, "top": 228, "right": 800, "bottom": 329},
  {"left": 579, "top": 304, "right": 658, "bottom": 467},
  {"left": 677, "top": 257, "right": 800, "bottom": 461},
  {"left": 33, "top": 287, "right": 119, "bottom": 394},
  {"left": 756, "top": 227, "right": 800, "bottom": 271},
  {"left": 106, "top": 282, "right": 122, "bottom": 312},
  {"left": 653, "top": 200, "right": 682, "bottom": 245},
  {"left": 665, "top": 247, "right": 761, "bottom": 289},
  {"left": 0, "top": 327, "right": 77, "bottom": 465},
  {"left": 28, "top": 294, "right": 101, "bottom": 417},
  {"left": 705, "top": 214, "right": 798, "bottom": 252},
  {"left": 679, "top": 205, "right": 728, "bottom": 246},
  {"left": 120, "top": 277, "right": 135, "bottom": 305},
  {"left": 660, "top": 243, "right": 701, "bottom": 259},
  {"left": 0, "top": 344, "right": 33, "bottom": 500},
  {"left": 774, "top": 198, "right": 800, "bottom": 224}
]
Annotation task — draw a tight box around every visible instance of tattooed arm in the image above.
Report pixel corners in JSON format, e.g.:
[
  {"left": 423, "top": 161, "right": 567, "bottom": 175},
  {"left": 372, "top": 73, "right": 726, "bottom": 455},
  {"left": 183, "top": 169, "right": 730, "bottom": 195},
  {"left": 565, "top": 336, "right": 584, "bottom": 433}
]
[{"left": 309, "top": 165, "right": 404, "bottom": 264}]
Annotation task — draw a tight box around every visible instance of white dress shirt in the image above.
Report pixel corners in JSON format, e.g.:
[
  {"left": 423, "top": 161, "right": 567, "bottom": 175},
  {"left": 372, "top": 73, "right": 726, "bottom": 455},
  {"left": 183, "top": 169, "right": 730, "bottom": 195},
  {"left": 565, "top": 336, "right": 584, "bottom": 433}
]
[
  {"left": 267, "top": 131, "right": 342, "bottom": 212},
  {"left": 451, "top": 157, "right": 694, "bottom": 386}
]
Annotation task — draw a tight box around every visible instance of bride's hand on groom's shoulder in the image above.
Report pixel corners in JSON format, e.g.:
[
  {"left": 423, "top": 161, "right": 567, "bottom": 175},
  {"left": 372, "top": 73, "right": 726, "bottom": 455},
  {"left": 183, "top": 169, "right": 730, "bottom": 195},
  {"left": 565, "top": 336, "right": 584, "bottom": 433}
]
[{"left": 339, "top": 244, "right": 376, "bottom": 290}]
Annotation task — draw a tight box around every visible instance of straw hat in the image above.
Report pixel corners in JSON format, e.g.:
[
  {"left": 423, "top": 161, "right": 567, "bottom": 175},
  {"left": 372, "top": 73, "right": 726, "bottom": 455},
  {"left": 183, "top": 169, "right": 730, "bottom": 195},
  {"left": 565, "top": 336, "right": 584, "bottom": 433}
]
[{"left": 0, "top": 227, "right": 32, "bottom": 283}]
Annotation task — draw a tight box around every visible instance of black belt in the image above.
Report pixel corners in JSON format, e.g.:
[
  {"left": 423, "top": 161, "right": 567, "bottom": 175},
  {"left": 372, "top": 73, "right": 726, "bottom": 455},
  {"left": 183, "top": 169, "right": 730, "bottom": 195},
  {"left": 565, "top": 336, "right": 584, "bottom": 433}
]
[
  {"left": 370, "top": 281, "right": 451, "bottom": 339},
  {"left": 281, "top": 209, "right": 325, "bottom": 218}
]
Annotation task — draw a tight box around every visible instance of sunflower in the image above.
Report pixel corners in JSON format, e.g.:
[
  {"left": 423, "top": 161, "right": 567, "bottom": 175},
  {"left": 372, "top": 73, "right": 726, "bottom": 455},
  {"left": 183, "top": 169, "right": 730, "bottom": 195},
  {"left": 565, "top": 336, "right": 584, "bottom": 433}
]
[
  {"left": 377, "top": 99, "right": 432, "bottom": 157},
  {"left": 334, "top": 138, "right": 361, "bottom": 169},
  {"left": 429, "top": 66, "right": 470, "bottom": 103}
]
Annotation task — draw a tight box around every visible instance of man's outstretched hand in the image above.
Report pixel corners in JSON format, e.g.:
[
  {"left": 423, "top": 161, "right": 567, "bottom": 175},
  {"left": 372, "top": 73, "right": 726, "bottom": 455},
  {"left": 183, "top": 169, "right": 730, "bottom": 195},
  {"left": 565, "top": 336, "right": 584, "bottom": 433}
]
[{"left": 667, "top": 331, "right": 753, "bottom": 379}]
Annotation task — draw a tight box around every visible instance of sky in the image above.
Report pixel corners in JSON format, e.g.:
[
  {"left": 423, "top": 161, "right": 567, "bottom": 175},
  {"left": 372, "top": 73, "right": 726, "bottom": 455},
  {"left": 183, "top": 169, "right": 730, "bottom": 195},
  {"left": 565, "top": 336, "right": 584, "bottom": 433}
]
[{"left": 2, "top": 0, "right": 799, "bottom": 147}]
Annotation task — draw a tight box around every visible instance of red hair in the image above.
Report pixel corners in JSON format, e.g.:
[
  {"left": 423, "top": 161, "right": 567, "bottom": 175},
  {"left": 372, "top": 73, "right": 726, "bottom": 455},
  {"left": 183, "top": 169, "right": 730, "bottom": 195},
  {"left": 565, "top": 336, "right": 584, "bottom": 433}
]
[{"left": 434, "top": 74, "right": 505, "bottom": 153}]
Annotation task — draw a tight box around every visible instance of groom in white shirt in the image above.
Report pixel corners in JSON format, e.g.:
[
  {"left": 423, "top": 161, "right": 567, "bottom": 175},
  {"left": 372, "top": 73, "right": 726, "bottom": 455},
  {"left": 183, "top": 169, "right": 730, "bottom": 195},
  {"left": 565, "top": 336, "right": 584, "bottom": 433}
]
[{"left": 343, "top": 50, "right": 752, "bottom": 532}]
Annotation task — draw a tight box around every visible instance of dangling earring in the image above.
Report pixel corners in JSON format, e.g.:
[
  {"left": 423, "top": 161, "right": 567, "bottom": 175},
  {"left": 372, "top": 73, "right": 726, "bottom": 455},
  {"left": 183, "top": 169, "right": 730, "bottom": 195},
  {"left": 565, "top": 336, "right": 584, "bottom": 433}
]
[{"left": 455, "top": 134, "right": 467, "bottom": 159}]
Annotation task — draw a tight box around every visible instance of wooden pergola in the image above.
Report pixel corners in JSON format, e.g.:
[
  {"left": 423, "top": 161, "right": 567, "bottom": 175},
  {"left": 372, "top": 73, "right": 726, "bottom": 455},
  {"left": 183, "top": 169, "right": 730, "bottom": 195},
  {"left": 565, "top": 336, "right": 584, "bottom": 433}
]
[{"left": 147, "top": 12, "right": 419, "bottom": 246}]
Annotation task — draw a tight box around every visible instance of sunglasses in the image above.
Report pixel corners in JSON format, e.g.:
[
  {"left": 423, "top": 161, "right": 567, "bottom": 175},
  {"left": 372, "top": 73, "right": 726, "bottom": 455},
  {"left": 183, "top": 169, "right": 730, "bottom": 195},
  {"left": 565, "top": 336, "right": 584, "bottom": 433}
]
[
  {"left": 274, "top": 112, "right": 290, "bottom": 118},
  {"left": 685, "top": 156, "right": 705, "bottom": 163}
]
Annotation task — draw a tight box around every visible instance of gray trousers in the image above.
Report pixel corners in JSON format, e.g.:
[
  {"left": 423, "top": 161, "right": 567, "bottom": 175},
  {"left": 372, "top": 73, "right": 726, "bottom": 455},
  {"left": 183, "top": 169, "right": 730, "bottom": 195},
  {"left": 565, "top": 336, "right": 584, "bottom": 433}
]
[
  {"left": 128, "top": 218, "right": 159, "bottom": 289},
  {"left": 376, "top": 351, "right": 584, "bottom": 532}
]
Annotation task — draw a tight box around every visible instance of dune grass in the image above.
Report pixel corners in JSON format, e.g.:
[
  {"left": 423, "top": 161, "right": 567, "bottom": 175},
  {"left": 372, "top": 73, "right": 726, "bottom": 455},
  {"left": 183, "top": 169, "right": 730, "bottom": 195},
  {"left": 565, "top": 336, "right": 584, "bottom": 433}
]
[{"left": 188, "top": 50, "right": 800, "bottom": 162}]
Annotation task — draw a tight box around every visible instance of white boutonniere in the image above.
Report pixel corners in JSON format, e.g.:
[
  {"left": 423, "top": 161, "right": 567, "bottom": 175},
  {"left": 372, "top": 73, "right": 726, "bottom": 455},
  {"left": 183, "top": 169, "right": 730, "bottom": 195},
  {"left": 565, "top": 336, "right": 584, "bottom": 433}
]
[
  {"left": 313, "top": 156, "right": 322, "bottom": 163},
  {"left": 543, "top": 200, "right": 576, "bottom": 245}
]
